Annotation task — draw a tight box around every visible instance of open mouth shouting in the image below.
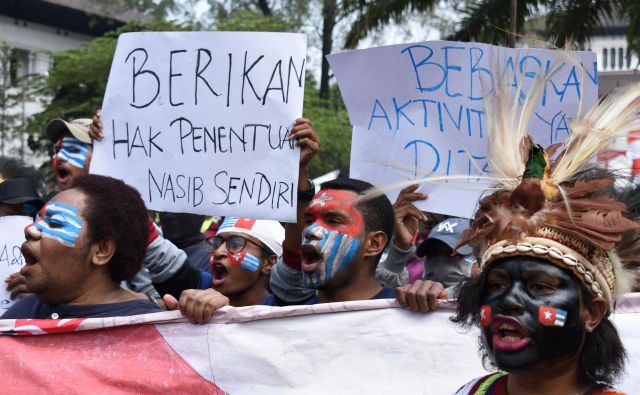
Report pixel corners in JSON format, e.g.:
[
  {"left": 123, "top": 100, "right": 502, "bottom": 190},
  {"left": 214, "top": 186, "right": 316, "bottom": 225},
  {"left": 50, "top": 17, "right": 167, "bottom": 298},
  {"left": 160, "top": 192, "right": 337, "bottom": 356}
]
[
  {"left": 300, "top": 244, "right": 324, "bottom": 272},
  {"left": 55, "top": 165, "right": 73, "bottom": 188},
  {"left": 211, "top": 262, "right": 229, "bottom": 287},
  {"left": 491, "top": 316, "right": 531, "bottom": 352},
  {"left": 20, "top": 243, "right": 39, "bottom": 276}
]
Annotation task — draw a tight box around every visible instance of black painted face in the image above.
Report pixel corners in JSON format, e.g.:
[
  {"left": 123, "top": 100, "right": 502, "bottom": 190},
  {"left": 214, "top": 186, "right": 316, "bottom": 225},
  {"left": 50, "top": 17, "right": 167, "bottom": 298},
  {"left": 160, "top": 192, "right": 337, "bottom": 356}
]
[{"left": 480, "top": 257, "right": 586, "bottom": 372}]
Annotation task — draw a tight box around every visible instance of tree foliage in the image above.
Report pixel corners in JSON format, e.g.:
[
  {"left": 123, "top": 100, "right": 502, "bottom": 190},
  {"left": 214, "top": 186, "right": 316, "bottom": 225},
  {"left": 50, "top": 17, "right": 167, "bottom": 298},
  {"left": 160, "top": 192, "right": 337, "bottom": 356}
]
[
  {"left": 344, "top": 0, "right": 640, "bottom": 62},
  {"left": 28, "top": 7, "right": 352, "bottom": 177},
  {"left": 303, "top": 74, "right": 352, "bottom": 177},
  {"left": 26, "top": 21, "right": 191, "bottom": 156},
  {"left": 343, "top": 0, "right": 439, "bottom": 48},
  {"left": 210, "top": 4, "right": 351, "bottom": 176}
]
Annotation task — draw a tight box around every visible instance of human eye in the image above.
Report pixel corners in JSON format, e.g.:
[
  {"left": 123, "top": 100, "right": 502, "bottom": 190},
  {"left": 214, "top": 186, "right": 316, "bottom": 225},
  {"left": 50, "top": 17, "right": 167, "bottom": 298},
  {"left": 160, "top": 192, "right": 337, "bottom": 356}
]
[
  {"left": 487, "top": 280, "right": 507, "bottom": 293},
  {"left": 303, "top": 214, "right": 314, "bottom": 226},
  {"left": 528, "top": 281, "right": 555, "bottom": 295},
  {"left": 227, "top": 236, "right": 246, "bottom": 251},
  {"left": 486, "top": 272, "right": 509, "bottom": 294},
  {"left": 46, "top": 218, "right": 64, "bottom": 229}
]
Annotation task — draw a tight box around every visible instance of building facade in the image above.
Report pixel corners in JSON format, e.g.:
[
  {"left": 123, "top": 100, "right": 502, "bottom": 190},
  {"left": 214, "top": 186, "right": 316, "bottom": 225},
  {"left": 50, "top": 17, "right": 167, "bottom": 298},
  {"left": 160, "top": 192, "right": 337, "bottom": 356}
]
[{"left": 0, "top": 0, "right": 149, "bottom": 158}]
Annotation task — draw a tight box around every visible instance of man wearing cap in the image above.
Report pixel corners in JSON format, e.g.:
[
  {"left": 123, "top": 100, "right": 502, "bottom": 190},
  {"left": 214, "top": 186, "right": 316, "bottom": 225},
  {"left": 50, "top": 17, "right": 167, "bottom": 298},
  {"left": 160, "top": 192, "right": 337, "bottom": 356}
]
[
  {"left": 46, "top": 118, "right": 93, "bottom": 191},
  {"left": 415, "top": 217, "right": 478, "bottom": 298},
  {"left": 0, "top": 157, "right": 45, "bottom": 218},
  {"left": 158, "top": 217, "right": 285, "bottom": 323}
]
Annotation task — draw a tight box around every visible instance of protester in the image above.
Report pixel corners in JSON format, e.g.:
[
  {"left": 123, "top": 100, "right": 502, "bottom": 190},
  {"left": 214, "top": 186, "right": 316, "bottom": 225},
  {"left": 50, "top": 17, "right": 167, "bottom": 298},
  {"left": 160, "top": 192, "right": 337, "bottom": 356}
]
[
  {"left": 374, "top": 184, "right": 426, "bottom": 288},
  {"left": 44, "top": 114, "right": 161, "bottom": 299},
  {"left": 3, "top": 174, "right": 161, "bottom": 319},
  {"left": 415, "top": 217, "right": 478, "bottom": 298},
  {"left": 451, "top": 80, "right": 640, "bottom": 394},
  {"left": 157, "top": 217, "right": 284, "bottom": 303},
  {"left": 0, "top": 157, "right": 45, "bottom": 217},
  {"left": 170, "top": 177, "right": 447, "bottom": 323},
  {"left": 46, "top": 118, "right": 93, "bottom": 191}
]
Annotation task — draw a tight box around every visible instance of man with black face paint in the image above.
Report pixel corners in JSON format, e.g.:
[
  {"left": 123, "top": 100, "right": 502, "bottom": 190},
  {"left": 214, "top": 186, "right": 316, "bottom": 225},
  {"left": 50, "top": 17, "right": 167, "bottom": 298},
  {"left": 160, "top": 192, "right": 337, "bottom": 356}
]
[{"left": 451, "top": 76, "right": 640, "bottom": 394}]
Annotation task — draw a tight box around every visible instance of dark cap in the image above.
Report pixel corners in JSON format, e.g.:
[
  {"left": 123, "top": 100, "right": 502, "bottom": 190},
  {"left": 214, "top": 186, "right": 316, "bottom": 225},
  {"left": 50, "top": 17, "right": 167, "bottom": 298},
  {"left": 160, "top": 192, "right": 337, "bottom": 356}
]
[
  {"left": 416, "top": 217, "right": 472, "bottom": 257},
  {"left": 0, "top": 178, "right": 44, "bottom": 207}
]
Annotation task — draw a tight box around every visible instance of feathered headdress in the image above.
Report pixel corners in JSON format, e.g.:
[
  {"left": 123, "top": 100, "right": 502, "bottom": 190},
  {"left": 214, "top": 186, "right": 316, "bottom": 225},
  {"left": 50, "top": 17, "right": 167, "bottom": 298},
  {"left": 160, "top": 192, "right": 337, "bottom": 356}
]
[{"left": 455, "top": 57, "right": 640, "bottom": 313}]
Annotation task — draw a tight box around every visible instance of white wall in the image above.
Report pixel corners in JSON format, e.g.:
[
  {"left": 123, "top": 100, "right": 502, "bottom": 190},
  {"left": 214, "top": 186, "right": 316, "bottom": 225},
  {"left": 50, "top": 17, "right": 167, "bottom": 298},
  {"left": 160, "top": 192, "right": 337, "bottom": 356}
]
[{"left": 588, "top": 35, "right": 639, "bottom": 72}]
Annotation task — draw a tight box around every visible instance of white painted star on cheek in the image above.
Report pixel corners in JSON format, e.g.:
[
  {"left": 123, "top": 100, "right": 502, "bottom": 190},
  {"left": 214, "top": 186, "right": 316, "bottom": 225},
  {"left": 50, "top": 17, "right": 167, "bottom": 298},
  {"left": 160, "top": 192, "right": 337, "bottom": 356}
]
[
  {"left": 544, "top": 311, "right": 552, "bottom": 320},
  {"left": 310, "top": 192, "right": 334, "bottom": 208}
]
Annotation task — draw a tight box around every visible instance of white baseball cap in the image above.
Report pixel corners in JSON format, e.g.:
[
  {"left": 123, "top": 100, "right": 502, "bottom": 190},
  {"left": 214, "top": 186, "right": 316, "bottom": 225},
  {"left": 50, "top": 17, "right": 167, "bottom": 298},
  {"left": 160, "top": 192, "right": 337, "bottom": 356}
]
[{"left": 217, "top": 217, "right": 285, "bottom": 257}]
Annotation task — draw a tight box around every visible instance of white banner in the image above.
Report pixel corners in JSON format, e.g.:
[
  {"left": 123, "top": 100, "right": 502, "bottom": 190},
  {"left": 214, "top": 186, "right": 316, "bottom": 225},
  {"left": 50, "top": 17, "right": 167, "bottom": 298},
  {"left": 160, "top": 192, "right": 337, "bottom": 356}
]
[
  {"left": 91, "top": 32, "right": 307, "bottom": 222},
  {"left": 2, "top": 296, "right": 638, "bottom": 393},
  {"left": 328, "top": 42, "right": 598, "bottom": 218},
  {"left": 0, "top": 215, "right": 31, "bottom": 316}
]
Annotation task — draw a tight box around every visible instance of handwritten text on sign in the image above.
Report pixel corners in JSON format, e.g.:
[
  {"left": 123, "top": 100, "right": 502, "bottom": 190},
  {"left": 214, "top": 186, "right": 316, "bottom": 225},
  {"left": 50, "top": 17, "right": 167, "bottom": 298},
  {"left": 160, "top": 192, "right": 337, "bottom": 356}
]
[
  {"left": 328, "top": 42, "right": 597, "bottom": 218},
  {"left": 90, "top": 32, "right": 307, "bottom": 221},
  {"left": 0, "top": 216, "right": 31, "bottom": 316}
]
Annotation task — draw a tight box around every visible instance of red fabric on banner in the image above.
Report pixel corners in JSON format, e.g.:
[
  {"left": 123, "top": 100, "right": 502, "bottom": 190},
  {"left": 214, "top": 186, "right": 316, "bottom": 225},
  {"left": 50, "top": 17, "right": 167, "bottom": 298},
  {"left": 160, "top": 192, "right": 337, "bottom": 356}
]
[{"left": 0, "top": 324, "right": 225, "bottom": 394}]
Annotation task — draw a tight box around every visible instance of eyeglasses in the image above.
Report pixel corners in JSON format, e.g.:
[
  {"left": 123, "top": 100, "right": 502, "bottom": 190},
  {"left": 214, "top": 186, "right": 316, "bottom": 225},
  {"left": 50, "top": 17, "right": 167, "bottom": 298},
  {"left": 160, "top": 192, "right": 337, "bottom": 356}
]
[{"left": 205, "top": 235, "right": 262, "bottom": 254}]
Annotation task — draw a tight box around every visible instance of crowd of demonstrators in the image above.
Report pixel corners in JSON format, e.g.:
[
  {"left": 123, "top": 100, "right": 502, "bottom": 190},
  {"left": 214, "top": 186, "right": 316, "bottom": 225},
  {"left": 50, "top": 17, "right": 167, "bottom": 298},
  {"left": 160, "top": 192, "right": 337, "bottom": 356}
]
[
  {"left": 2, "top": 112, "right": 451, "bottom": 324},
  {"left": 0, "top": 81, "right": 638, "bottom": 395}
]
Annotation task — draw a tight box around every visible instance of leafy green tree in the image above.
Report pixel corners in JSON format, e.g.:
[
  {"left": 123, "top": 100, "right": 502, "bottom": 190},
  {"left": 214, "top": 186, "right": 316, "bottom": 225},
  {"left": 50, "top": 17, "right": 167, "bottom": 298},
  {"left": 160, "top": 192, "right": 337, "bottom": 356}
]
[
  {"left": 209, "top": 4, "right": 352, "bottom": 176},
  {"left": 343, "top": 0, "right": 440, "bottom": 48},
  {"left": 303, "top": 74, "right": 352, "bottom": 177},
  {"left": 26, "top": 21, "right": 190, "bottom": 156},
  {"left": 30, "top": 8, "right": 352, "bottom": 177},
  {"left": 343, "top": 0, "right": 640, "bottom": 61}
]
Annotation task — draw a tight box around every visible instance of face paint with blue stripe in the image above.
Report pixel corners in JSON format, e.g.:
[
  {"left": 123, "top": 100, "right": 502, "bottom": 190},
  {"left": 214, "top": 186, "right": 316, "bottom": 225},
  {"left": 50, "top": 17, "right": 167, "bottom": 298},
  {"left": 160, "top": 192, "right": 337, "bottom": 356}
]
[
  {"left": 301, "top": 189, "right": 365, "bottom": 289},
  {"left": 32, "top": 201, "right": 84, "bottom": 247},
  {"left": 56, "top": 137, "right": 91, "bottom": 169},
  {"left": 302, "top": 223, "right": 361, "bottom": 288},
  {"left": 228, "top": 250, "right": 262, "bottom": 272}
]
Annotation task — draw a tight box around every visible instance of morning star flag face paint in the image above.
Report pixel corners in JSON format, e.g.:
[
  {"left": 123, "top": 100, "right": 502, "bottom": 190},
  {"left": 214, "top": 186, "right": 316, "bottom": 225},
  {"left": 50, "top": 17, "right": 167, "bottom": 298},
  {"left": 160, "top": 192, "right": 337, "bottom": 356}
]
[
  {"left": 302, "top": 223, "right": 361, "bottom": 288},
  {"left": 228, "top": 251, "right": 261, "bottom": 273},
  {"left": 56, "top": 137, "right": 91, "bottom": 169},
  {"left": 480, "top": 305, "right": 492, "bottom": 328},
  {"left": 33, "top": 202, "right": 84, "bottom": 248},
  {"left": 538, "top": 306, "right": 567, "bottom": 327}
]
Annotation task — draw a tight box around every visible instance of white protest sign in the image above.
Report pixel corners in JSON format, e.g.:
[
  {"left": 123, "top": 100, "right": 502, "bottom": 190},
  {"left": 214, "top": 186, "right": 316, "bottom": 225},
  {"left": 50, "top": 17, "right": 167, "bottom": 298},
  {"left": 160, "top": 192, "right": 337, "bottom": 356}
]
[
  {"left": 90, "top": 32, "right": 307, "bottom": 222},
  {"left": 0, "top": 215, "right": 30, "bottom": 316},
  {"left": 328, "top": 42, "right": 598, "bottom": 218}
]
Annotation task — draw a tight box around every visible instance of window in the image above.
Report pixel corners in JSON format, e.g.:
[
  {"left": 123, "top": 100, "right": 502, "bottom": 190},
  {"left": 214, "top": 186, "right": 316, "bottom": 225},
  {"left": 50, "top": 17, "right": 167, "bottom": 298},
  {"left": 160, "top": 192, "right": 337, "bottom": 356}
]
[
  {"left": 603, "top": 48, "right": 608, "bottom": 70},
  {"left": 619, "top": 48, "right": 624, "bottom": 69},
  {"left": 610, "top": 47, "right": 616, "bottom": 69},
  {"left": 627, "top": 48, "right": 632, "bottom": 69},
  {"left": 8, "top": 48, "right": 30, "bottom": 86}
]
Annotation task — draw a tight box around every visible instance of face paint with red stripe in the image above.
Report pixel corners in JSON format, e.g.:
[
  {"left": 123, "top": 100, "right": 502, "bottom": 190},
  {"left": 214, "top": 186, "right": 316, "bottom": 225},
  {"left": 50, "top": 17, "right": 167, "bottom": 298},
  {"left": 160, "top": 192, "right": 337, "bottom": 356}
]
[{"left": 301, "top": 189, "right": 365, "bottom": 288}]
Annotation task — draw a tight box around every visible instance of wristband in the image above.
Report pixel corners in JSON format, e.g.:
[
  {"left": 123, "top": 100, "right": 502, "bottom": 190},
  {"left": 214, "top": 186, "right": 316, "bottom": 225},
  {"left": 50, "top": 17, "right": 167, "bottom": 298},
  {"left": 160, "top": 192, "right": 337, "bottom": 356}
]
[{"left": 297, "top": 179, "right": 316, "bottom": 202}]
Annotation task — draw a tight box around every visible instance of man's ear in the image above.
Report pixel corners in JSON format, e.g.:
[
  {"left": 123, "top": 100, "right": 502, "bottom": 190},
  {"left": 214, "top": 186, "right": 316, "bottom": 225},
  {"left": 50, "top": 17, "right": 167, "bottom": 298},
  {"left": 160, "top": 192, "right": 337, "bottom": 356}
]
[
  {"left": 363, "top": 231, "right": 388, "bottom": 258},
  {"left": 584, "top": 297, "right": 607, "bottom": 333},
  {"left": 91, "top": 238, "right": 116, "bottom": 268},
  {"left": 260, "top": 255, "right": 277, "bottom": 275}
]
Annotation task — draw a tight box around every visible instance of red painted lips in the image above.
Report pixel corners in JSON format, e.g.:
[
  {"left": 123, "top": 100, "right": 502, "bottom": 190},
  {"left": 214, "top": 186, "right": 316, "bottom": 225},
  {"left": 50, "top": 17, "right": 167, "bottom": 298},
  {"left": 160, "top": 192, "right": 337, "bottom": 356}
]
[{"left": 491, "top": 315, "right": 531, "bottom": 352}]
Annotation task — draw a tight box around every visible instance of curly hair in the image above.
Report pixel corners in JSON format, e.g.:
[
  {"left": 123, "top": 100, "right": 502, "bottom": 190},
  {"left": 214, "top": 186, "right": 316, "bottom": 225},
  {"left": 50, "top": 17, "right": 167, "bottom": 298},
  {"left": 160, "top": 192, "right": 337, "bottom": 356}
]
[
  {"left": 451, "top": 266, "right": 627, "bottom": 387},
  {"left": 71, "top": 174, "right": 149, "bottom": 282}
]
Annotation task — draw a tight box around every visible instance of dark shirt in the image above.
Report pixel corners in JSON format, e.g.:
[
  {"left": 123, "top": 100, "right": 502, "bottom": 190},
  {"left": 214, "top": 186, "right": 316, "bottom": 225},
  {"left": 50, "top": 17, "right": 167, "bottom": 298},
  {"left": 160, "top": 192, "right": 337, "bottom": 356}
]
[
  {"left": 261, "top": 286, "right": 396, "bottom": 306},
  {"left": 2, "top": 294, "right": 162, "bottom": 319}
]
